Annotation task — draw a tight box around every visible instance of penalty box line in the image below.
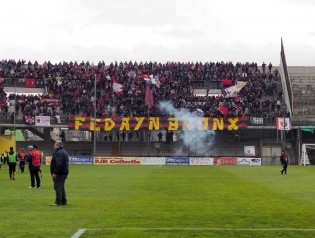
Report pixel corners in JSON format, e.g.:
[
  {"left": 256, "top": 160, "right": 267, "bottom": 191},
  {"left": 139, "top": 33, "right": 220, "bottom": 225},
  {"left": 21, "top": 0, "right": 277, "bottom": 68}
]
[{"left": 71, "top": 227, "right": 315, "bottom": 238}]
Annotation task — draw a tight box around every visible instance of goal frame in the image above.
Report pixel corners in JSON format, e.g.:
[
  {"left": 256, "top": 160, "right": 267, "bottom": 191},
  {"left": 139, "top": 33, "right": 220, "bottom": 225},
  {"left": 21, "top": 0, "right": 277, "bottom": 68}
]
[{"left": 301, "top": 143, "right": 315, "bottom": 166}]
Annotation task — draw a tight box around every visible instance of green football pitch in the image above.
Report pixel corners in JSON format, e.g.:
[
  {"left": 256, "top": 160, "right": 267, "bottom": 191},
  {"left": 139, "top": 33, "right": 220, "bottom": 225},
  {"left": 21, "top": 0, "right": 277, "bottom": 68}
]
[{"left": 1, "top": 165, "right": 315, "bottom": 238}]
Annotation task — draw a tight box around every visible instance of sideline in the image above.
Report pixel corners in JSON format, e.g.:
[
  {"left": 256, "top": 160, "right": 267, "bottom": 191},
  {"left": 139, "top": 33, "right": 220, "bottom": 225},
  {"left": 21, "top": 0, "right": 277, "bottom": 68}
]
[
  {"left": 71, "top": 227, "right": 315, "bottom": 238},
  {"left": 71, "top": 229, "right": 86, "bottom": 238}
]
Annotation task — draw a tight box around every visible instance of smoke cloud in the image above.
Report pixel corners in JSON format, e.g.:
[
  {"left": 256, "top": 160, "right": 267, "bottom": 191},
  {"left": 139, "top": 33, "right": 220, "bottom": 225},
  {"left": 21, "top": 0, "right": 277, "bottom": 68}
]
[{"left": 159, "top": 101, "right": 215, "bottom": 156}]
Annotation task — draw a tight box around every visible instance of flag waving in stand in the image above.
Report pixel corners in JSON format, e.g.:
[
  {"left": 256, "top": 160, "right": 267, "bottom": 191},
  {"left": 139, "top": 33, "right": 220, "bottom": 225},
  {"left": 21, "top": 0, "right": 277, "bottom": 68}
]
[
  {"left": 224, "top": 81, "right": 247, "bottom": 97},
  {"left": 217, "top": 105, "right": 228, "bottom": 116},
  {"left": 142, "top": 74, "right": 160, "bottom": 87},
  {"left": 145, "top": 85, "right": 153, "bottom": 108},
  {"left": 113, "top": 80, "right": 123, "bottom": 94},
  {"left": 142, "top": 74, "right": 151, "bottom": 82}
]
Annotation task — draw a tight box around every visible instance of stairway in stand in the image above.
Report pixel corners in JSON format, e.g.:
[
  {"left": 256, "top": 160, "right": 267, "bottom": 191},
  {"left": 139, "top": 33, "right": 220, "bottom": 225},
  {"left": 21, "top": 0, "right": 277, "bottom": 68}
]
[{"left": 112, "top": 142, "right": 120, "bottom": 156}]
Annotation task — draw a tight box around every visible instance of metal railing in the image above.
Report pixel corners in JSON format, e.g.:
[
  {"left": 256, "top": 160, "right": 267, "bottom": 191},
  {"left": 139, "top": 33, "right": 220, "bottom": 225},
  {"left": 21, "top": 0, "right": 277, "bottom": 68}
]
[
  {"left": 0, "top": 115, "right": 68, "bottom": 125},
  {"left": 0, "top": 115, "right": 278, "bottom": 127}
]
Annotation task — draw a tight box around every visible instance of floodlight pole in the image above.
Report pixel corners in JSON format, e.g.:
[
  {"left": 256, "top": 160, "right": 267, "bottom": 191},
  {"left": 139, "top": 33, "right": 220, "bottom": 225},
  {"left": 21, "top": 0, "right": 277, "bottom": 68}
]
[
  {"left": 93, "top": 74, "right": 97, "bottom": 156},
  {"left": 283, "top": 116, "right": 286, "bottom": 149},
  {"left": 298, "top": 127, "right": 301, "bottom": 165},
  {"left": 147, "top": 107, "right": 150, "bottom": 156},
  {"left": 14, "top": 77, "right": 16, "bottom": 134}
]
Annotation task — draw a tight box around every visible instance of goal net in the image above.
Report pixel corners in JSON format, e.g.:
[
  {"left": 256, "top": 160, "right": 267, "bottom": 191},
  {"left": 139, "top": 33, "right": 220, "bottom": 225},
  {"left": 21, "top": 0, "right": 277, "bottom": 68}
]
[{"left": 301, "top": 144, "right": 315, "bottom": 165}]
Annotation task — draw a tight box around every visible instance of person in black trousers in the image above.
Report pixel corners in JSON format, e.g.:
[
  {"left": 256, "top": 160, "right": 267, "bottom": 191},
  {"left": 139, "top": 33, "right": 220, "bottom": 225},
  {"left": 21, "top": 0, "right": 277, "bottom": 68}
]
[
  {"left": 280, "top": 150, "right": 289, "bottom": 175},
  {"left": 0, "top": 153, "right": 3, "bottom": 170},
  {"left": 7, "top": 147, "right": 17, "bottom": 180},
  {"left": 26, "top": 145, "right": 41, "bottom": 188},
  {"left": 18, "top": 148, "right": 27, "bottom": 173},
  {"left": 158, "top": 132, "right": 163, "bottom": 142},
  {"left": 50, "top": 141, "right": 69, "bottom": 206}
]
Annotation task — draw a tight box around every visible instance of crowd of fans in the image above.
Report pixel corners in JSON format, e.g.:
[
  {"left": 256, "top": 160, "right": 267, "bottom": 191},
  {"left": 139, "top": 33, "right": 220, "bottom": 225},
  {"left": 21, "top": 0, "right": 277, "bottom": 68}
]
[{"left": 0, "top": 59, "right": 287, "bottom": 124}]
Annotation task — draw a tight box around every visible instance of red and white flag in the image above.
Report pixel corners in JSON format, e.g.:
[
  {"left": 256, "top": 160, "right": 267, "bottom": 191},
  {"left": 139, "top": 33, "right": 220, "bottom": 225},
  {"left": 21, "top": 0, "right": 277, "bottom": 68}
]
[
  {"left": 276, "top": 117, "right": 291, "bottom": 130},
  {"left": 142, "top": 74, "right": 161, "bottom": 88},
  {"left": 25, "top": 115, "right": 35, "bottom": 125},
  {"left": 113, "top": 80, "right": 123, "bottom": 94},
  {"left": 142, "top": 74, "right": 151, "bottom": 82},
  {"left": 233, "top": 105, "right": 241, "bottom": 111},
  {"left": 145, "top": 85, "right": 153, "bottom": 108},
  {"left": 225, "top": 81, "right": 247, "bottom": 97}
]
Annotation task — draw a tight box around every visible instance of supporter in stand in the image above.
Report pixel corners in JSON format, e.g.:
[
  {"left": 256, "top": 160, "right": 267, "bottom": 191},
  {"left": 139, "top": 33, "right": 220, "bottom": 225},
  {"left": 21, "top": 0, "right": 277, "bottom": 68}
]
[{"left": 0, "top": 59, "right": 283, "bottom": 120}]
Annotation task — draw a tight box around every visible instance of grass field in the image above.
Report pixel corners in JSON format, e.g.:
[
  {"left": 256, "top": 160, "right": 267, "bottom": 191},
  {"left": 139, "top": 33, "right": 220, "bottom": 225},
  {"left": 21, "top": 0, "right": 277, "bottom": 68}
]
[{"left": 1, "top": 165, "right": 315, "bottom": 238}]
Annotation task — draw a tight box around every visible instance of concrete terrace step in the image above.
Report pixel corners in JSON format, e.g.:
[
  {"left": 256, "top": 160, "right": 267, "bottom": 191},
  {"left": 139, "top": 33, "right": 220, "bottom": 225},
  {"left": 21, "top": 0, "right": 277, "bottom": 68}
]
[
  {"left": 288, "top": 66, "right": 315, "bottom": 76},
  {"left": 5, "top": 86, "right": 45, "bottom": 94},
  {"left": 290, "top": 75, "right": 315, "bottom": 79}
]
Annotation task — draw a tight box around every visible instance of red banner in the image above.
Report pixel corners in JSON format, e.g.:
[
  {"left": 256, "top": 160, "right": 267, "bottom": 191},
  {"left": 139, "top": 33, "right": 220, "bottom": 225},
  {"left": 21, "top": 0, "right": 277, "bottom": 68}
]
[
  {"left": 221, "top": 79, "right": 233, "bottom": 86},
  {"left": 25, "top": 78, "right": 36, "bottom": 88}
]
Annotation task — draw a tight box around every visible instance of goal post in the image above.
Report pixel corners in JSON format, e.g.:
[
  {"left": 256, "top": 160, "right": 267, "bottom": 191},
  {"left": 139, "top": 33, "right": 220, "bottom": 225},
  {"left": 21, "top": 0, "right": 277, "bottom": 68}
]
[{"left": 301, "top": 143, "right": 315, "bottom": 166}]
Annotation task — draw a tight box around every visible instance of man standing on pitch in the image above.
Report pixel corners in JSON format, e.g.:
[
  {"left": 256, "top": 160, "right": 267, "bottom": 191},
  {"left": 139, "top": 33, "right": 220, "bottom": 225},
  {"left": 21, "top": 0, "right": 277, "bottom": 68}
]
[
  {"left": 280, "top": 150, "right": 289, "bottom": 175},
  {"left": 50, "top": 141, "right": 69, "bottom": 206},
  {"left": 26, "top": 145, "right": 41, "bottom": 188},
  {"left": 0, "top": 153, "right": 3, "bottom": 170},
  {"left": 18, "top": 147, "right": 27, "bottom": 173},
  {"left": 7, "top": 147, "right": 17, "bottom": 180}
]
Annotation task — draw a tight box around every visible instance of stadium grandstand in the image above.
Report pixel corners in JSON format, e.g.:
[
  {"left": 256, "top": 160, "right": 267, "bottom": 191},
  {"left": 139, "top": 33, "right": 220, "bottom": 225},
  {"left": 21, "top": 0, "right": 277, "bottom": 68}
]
[{"left": 0, "top": 39, "right": 314, "bottom": 166}]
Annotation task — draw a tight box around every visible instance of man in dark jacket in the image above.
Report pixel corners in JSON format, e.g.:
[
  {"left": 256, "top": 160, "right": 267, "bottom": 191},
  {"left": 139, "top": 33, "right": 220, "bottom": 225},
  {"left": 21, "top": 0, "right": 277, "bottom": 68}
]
[
  {"left": 280, "top": 150, "right": 289, "bottom": 175},
  {"left": 50, "top": 141, "right": 69, "bottom": 206}
]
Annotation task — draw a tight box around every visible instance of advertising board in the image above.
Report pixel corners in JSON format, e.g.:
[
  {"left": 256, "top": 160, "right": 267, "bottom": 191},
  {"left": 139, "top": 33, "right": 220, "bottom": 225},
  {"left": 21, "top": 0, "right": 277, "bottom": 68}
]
[
  {"left": 94, "top": 157, "right": 141, "bottom": 165},
  {"left": 165, "top": 157, "right": 189, "bottom": 165},
  {"left": 69, "top": 156, "right": 93, "bottom": 165},
  {"left": 142, "top": 157, "right": 165, "bottom": 165},
  {"left": 237, "top": 157, "right": 261, "bottom": 166},
  {"left": 213, "top": 157, "right": 238, "bottom": 165},
  {"left": 190, "top": 157, "right": 213, "bottom": 165}
]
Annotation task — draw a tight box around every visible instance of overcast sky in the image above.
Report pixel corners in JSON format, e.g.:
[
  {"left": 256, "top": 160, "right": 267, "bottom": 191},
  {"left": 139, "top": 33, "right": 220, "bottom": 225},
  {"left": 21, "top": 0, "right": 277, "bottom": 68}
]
[{"left": 1, "top": 0, "right": 315, "bottom": 66}]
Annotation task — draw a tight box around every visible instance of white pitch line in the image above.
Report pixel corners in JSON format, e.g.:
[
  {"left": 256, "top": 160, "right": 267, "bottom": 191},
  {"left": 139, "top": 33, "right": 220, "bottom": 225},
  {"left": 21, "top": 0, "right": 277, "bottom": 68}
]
[
  {"left": 71, "top": 229, "right": 87, "bottom": 238},
  {"left": 71, "top": 227, "right": 315, "bottom": 237}
]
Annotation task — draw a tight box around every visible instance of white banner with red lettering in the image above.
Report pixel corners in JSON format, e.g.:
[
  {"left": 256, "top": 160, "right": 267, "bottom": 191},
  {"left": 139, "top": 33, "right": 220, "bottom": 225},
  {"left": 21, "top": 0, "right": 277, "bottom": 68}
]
[{"left": 35, "top": 116, "right": 51, "bottom": 127}]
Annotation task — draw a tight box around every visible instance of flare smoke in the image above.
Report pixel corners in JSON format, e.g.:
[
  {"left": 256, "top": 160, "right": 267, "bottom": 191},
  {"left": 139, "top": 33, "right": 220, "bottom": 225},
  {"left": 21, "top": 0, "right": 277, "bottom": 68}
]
[{"left": 159, "top": 101, "right": 215, "bottom": 156}]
